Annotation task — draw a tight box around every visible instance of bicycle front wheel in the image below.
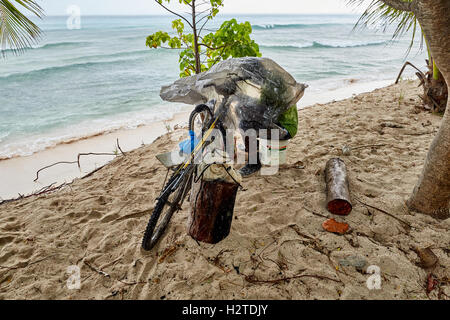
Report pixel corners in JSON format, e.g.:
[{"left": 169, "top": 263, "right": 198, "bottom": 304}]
[{"left": 141, "top": 167, "right": 193, "bottom": 251}]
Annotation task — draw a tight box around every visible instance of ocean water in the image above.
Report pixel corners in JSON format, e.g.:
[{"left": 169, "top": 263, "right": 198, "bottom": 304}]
[{"left": 0, "top": 14, "right": 426, "bottom": 159}]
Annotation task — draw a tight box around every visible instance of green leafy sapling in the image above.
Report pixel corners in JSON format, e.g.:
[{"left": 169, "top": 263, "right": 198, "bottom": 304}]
[{"left": 146, "top": 0, "right": 261, "bottom": 77}]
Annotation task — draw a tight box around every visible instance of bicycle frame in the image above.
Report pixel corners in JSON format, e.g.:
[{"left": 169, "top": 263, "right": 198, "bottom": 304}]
[{"left": 158, "top": 97, "right": 229, "bottom": 201}]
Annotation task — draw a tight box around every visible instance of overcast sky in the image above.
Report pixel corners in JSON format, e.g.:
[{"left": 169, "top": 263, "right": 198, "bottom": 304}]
[{"left": 40, "top": 0, "right": 366, "bottom": 16}]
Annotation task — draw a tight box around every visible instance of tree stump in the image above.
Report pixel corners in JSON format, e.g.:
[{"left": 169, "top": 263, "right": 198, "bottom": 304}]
[
  {"left": 188, "top": 178, "right": 239, "bottom": 244},
  {"left": 324, "top": 158, "right": 352, "bottom": 216}
]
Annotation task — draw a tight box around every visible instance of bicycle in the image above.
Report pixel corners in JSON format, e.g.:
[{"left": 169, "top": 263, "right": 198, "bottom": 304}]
[{"left": 141, "top": 97, "right": 231, "bottom": 251}]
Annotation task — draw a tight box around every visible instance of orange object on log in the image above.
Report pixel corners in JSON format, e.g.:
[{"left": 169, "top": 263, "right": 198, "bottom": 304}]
[
  {"left": 322, "top": 218, "right": 349, "bottom": 235},
  {"left": 324, "top": 158, "right": 352, "bottom": 215}
]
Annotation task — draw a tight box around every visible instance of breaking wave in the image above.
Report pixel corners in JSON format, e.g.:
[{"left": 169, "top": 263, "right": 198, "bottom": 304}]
[
  {"left": 261, "top": 40, "right": 387, "bottom": 50},
  {"left": 1, "top": 41, "right": 91, "bottom": 54},
  {"left": 252, "top": 23, "right": 351, "bottom": 30}
]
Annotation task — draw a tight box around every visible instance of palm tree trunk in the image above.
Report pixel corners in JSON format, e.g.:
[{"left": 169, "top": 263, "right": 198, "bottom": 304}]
[
  {"left": 432, "top": 60, "right": 440, "bottom": 80},
  {"left": 421, "top": 26, "right": 447, "bottom": 112},
  {"left": 405, "top": 0, "right": 450, "bottom": 217}
]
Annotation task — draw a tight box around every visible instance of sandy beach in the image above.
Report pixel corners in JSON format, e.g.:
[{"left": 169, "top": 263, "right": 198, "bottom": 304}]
[{"left": 0, "top": 80, "right": 449, "bottom": 300}]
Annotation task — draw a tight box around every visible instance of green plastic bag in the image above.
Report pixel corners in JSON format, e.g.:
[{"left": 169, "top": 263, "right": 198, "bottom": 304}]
[{"left": 278, "top": 105, "right": 298, "bottom": 138}]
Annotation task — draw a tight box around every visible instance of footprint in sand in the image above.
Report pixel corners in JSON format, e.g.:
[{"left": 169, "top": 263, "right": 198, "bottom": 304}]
[
  {"left": 49, "top": 198, "right": 69, "bottom": 212},
  {"left": 18, "top": 247, "right": 34, "bottom": 259},
  {"left": 100, "top": 212, "right": 120, "bottom": 223},
  {"left": 68, "top": 208, "right": 104, "bottom": 224},
  {"left": 0, "top": 236, "right": 15, "bottom": 247},
  {"left": 0, "top": 249, "right": 16, "bottom": 264},
  {"left": 96, "top": 196, "right": 109, "bottom": 205},
  {"left": 1, "top": 221, "right": 23, "bottom": 232},
  {"left": 246, "top": 192, "right": 266, "bottom": 204}
]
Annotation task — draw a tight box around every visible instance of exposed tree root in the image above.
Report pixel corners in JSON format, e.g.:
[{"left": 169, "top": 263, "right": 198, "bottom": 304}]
[
  {"left": 0, "top": 183, "right": 70, "bottom": 206},
  {"left": 244, "top": 273, "right": 341, "bottom": 285},
  {"left": 396, "top": 60, "right": 448, "bottom": 113},
  {"left": 355, "top": 198, "right": 412, "bottom": 229}
]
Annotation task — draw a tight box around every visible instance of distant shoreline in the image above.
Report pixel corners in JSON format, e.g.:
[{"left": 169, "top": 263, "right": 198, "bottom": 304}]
[
  {"left": 38, "top": 13, "right": 361, "bottom": 18},
  {"left": 0, "top": 78, "right": 393, "bottom": 161}
]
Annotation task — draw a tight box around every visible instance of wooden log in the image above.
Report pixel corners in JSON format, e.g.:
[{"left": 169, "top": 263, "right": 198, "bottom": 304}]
[
  {"left": 324, "top": 158, "right": 352, "bottom": 216},
  {"left": 188, "top": 178, "right": 239, "bottom": 244}
]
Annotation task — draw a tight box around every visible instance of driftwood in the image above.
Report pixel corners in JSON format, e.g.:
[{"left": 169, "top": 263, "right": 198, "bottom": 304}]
[
  {"left": 0, "top": 182, "right": 69, "bottom": 206},
  {"left": 324, "top": 158, "right": 352, "bottom": 216},
  {"left": 34, "top": 153, "right": 116, "bottom": 182},
  {"left": 355, "top": 198, "right": 412, "bottom": 229},
  {"left": 188, "top": 178, "right": 239, "bottom": 244},
  {"left": 34, "top": 139, "right": 125, "bottom": 182},
  {"left": 244, "top": 272, "right": 341, "bottom": 284},
  {"left": 0, "top": 140, "right": 127, "bottom": 206}
]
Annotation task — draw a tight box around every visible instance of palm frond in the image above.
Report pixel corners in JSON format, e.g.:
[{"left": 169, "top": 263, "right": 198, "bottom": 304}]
[
  {"left": 348, "top": 0, "right": 423, "bottom": 55},
  {"left": 0, "top": 0, "right": 44, "bottom": 57}
]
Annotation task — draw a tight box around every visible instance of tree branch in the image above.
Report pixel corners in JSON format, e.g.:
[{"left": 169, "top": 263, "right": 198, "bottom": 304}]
[
  {"left": 199, "top": 43, "right": 228, "bottom": 51},
  {"left": 160, "top": 46, "right": 187, "bottom": 50},
  {"left": 195, "top": 7, "right": 212, "bottom": 17},
  {"left": 198, "top": 13, "right": 212, "bottom": 36},
  {"left": 379, "top": 0, "right": 416, "bottom": 12},
  {"left": 154, "top": 0, "right": 193, "bottom": 28},
  {"left": 182, "top": 0, "right": 193, "bottom": 7}
]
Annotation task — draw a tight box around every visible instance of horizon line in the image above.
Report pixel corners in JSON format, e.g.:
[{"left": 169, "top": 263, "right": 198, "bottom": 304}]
[{"left": 40, "top": 13, "right": 361, "bottom": 17}]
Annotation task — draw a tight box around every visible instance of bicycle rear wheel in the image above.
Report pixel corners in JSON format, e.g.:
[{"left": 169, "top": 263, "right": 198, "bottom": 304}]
[
  {"left": 189, "top": 103, "right": 229, "bottom": 155},
  {"left": 141, "top": 167, "right": 193, "bottom": 251},
  {"left": 189, "top": 104, "right": 214, "bottom": 134}
]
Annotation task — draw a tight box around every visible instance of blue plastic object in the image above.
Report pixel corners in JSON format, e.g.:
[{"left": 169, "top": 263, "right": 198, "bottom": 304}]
[{"left": 179, "top": 130, "right": 200, "bottom": 154}]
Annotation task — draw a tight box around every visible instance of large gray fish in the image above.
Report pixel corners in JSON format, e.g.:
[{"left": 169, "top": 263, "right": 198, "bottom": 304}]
[{"left": 160, "top": 57, "right": 307, "bottom": 132}]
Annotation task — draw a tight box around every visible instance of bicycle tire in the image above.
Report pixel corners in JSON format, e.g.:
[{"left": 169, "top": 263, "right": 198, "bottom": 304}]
[
  {"left": 141, "top": 104, "right": 217, "bottom": 251},
  {"left": 189, "top": 103, "right": 229, "bottom": 153},
  {"left": 141, "top": 168, "right": 192, "bottom": 251},
  {"left": 189, "top": 104, "right": 214, "bottom": 132}
]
